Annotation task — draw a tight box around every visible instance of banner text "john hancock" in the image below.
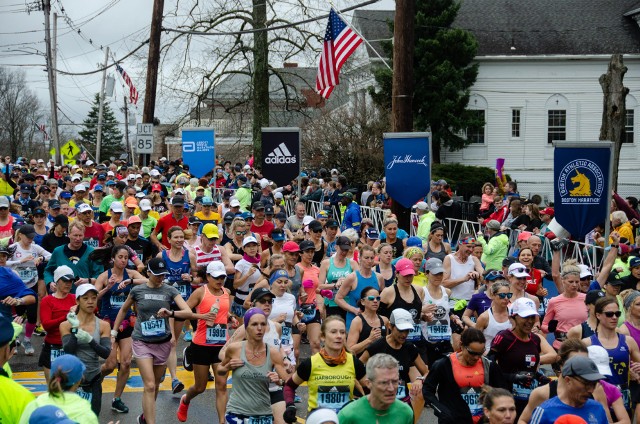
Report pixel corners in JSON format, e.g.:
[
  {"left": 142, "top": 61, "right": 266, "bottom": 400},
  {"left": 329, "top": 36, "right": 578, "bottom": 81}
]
[{"left": 386, "top": 155, "right": 429, "bottom": 170}]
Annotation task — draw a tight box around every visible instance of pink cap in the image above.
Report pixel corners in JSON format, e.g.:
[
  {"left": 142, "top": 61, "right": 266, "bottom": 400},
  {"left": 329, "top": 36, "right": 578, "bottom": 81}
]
[
  {"left": 517, "top": 231, "right": 532, "bottom": 242},
  {"left": 396, "top": 258, "right": 416, "bottom": 277},
  {"left": 282, "top": 241, "right": 300, "bottom": 253}
]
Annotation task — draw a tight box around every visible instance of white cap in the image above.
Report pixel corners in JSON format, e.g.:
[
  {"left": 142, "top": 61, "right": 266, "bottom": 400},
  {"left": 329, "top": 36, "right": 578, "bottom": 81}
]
[
  {"left": 139, "top": 199, "right": 152, "bottom": 211},
  {"left": 135, "top": 174, "right": 142, "bottom": 179},
  {"left": 76, "top": 203, "right": 91, "bottom": 214},
  {"left": 587, "top": 345, "right": 613, "bottom": 376},
  {"left": 302, "top": 216, "right": 313, "bottom": 225},
  {"left": 306, "top": 409, "right": 339, "bottom": 424},
  {"left": 230, "top": 199, "right": 240, "bottom": 207},
  {"left": 53, "top": 265, "right": 75, "bottom": 282},
  {"left": 73, "top": 184, "right": 86, "bottom": 192},
  {"left": 0, "top": 197, "right": 9, "bottom": 208},
  {"left": 509, "top": 297, "right": 538, "bottom": 318},
  {"left": 127, "top": 174, "right": 136, "bottom": 181},
  {"left": 160, "top": 157, "right": 167, "bottom": 162},
  {"left": 173, "top": 188, "right": 185, "bottom": 195},
  {"left": 274, "top": 192, "right": 283, "bottom": 200},
  {"left": 259, "top": 178, "right": 270, "bottom": 189},
  {"left": 390, "top": 308, "right": 414, "bottom": 331},
  {"left": 416, "top": 201, "right": 429, "bottom": 211},
  {"left": 135, "top": 191, "right": 145, "bottom": 198},
  {"left": 110, "top": 201, "right": 124, "bottom": 213},
  {"left": 243, "top": 164, "right": 251, "bottom": 170},
  {"left": 37, "top": 159, "right": 45, "bottom": 163},
  {"left": 107, "top": 171, "right": 115, "bottom": 177},
  {"left": 71, "top": 174, "right": 82, "bottom": 182},
  {"left": 508, "top": 262, "right": 530, "bottom": 278},
  {"left": 150, "top": 169, "right": 160, "bottom": 177},
  {"left": 578, "top": 264, "right": 593, "bottom": 279},
  {"left": 86, "top": 160, "right": 94, "bottom": 166},
  {"left": 206, "top": 261, "right": 226, "bottom": 278},
  {"left": 76, "top": 283, "right": 98, "bottom": 298},
  {"left": 242, "top": 236, "right": 259, "bottom": 247}
]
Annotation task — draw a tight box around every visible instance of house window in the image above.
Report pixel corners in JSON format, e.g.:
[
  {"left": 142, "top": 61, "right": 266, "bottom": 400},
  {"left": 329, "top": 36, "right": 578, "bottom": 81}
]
[
  {"left": 547, "top": 110, "right": 566, "bottom": 143},
  {"left": 511, "top": 109, "right": 521, "bottom": 138},
  {"left": 624, "top": 109, "right": 634, "bottom": 144},
  {"left": 466, "top": 110, "right": 486, "bottom": 144}
]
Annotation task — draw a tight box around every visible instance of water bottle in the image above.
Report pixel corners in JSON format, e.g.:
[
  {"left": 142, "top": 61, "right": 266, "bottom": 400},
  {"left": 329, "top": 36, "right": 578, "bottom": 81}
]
[{"left": 208, "top": 299, "right": 220, "bottom": 327}]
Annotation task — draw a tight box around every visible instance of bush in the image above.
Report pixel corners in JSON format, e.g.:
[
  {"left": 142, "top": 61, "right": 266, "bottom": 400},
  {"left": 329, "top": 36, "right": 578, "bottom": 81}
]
[{"left": 433, "top": 163, "right": 510, "bottom": 201}]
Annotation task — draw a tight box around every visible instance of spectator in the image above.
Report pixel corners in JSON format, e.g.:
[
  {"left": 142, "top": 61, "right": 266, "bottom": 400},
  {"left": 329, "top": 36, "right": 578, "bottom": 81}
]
[
  {"left": 477, "top": 220, "right": 509, "bottom": 271},
  {"left": 416, "top": 202, "right": 436, "bottom": 241}
]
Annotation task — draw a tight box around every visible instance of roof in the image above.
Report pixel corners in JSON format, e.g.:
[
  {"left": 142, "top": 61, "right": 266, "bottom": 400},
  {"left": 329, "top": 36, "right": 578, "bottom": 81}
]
[{"left": 352, "top": 1, "right": 640, "bottom": 57}]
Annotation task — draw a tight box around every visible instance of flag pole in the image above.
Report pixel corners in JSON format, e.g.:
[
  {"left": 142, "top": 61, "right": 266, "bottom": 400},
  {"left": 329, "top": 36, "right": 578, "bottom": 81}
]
[{"left": 329, "top": 3, "right": 392, "bottom": 71}]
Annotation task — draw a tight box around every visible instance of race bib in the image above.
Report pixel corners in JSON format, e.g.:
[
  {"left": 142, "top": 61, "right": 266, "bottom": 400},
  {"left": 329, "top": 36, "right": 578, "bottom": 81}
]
[
  {"left": 141, "top": 319, "right": 166, "bottom": 337},
  {"left": 177, "top": 284, "right": 191, "bottom": 300},
  {"left": 620, "top": 387, "right": 631, "bottom": 410},
  {"left": 50, "top": 348, "right": 64, "bottom": 363},
  {"left": 426, "top": 323, "right": 452, "bottom": 342},
  {"left": 245, "top": 416, "right": 273, "bottom": 424},
  {"left": 407, "top": 323, "right": 422, "bottom": 343},
  {"left": 317, "top": 385, "right": 349, "bottom": 412},
  {"left": 205, "top": 324, "right": 227, "bottom": 345},
  {"left": 396, "top": 380, "right": 407, "bottom": 400},
  {"left": 461, "top": 387, "right": 482, "bottom": 417},
  {"left": 76, "top": 387, "right": 92, "bottom": 402},
  {"left": 512, "top": 380, "right": 538, "bottom": 401},
  {"left": 281, "top": 324, "right": 292, "bottom": 346},
  {"left": 17, "top": 268, "right": 37, "bottom": 283},
  {"left": 110, "top": 295, "right": 127, "bottom": 309}
]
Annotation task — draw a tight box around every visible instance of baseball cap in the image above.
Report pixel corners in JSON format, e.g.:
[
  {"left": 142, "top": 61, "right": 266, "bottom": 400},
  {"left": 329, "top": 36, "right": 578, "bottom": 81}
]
[
  {"left": 105, "top": 180, "right": 115, "bottom": 187},
  {"left": 502, "top": 256, "right": 517, "bottom": 268},
  {"left": 366, "top": 228, "right": 380, "bottom": 240},
  {"left": 0, "top": 314, "right": 21, "bottom": 347},
  {"left": 305, "top": 408, "right": 338, "bottom": 424},
  {"left": 151, "top": 183, "right": 162, "bottom": 192},
  {"left": 630, "top": 257, "right": 640, "bottom": 269},
  {"left": 73, "top": 184, "right": 86, "bottom": 193},
  {"left": 127, "top": 215, "right": 142, "bottom": 226},
  {"left": 425, "top": 258, "right": 444, "bottom": 275},
  {"left": 242, "top": 236, "right": 258, "bottom": 247},
  {"left": 202, "top": 223, "right": 219, "bottom": 239},
  {"left": 50, "top": 355, "right": 86, "bottom": 389},
  {"left": 206, "top": 261, "right": 226, "bottom": 278},
  {"left": 275, "top": 212, "right": 287, "bottom": 222},
  {"left": 107, "top": 171, "right": 115, "bottom": 176},
  {"left": 19, "top": 183, "right": 31, "bottom": 193},
  {"left": 540, "top": 207, "right": 555, "bottom": 217},
  {"left": 201, "top": 196, "right": 213, "bottom": 206},
  {"left": 135, "top": 191, "right": 145, "bottom": 199},
  {"left": 53, "top": 265, "right": 75, "bottom": 282},
  {"left": 585, "top": 290, "right": 606, "bottom": 305},
  {"left": 93, "top": 184, "right": 104, "bottom": 192},
  {"left": 339, "top": 191, "right": 354, "bottom": 199},
  {"left": 271, "top": 229, "right": 285, "bottom": 242},
  {"left": 54, "top": 214, "right": 69, "bottom": 227},
  {"left": 32, "top": 207, "right": 46, "bottom": 216},
  {"left": 171, "top": 197, "right": 185, "bottom": 207},
  {"left": 508, "top": 262, "right": 530, "bottom": 278},
  {"left": 283, "top": 241, "right": 300, "bottom": 252},
  {"left": 17, "top": 223, "right": 36, "bottom": 238},
  {"left": 316, "top": 210, "right": 328, "bottom": 219},
  {"left": 562, "top": 356, "right": 605, "bottom": 382},
  {"left": 265, "top": 205, "right": 274, "bottom": 215},
  {"left": 252, "top": 201, "right": 265, "bottom": 210},
  {"left": 299, "top": 240, "right": 315, "bottom": 251},
  {"left": 188, "top": 216, "right": 201, "bottom": 226},
  {"left": 587, "top": 345, "right": 613, "bottom": 377},
  {"left": 554, "top": 416, "right": 587, "bottom": 424},
  {"left": 0, "top": 197, "right": 10, "bottom": 209},
  {"left": 415, "top": 201, "right": 429, "bottom": 211},
  {"left": 517, "top": 231, "right": 532, "bottom": 242},
  {"left": 110, "top": 202, "right": 124, "bottom": 213},
  {"left": 336, "top": 236, "right": 351, "bottom": 250},
  {"left": 309, "top": 220, "right": 323, "bottom": 232},
  {"left": 251, "top": 287, "right": 275, "bottom": 303},
  {"left": 75, "top": 283, "right": 98, "bottom": 298},
  {"left": 223, "top": 211, "right": 235, "bottom": 223},
  {"left": 396, "top": 258, "right": 416, "bottom": 277},
  {"left": 147, "top": 257, "right": 169, "bottom": 275},
  {"left": 59, "top": 191, "right": 72, "bottom": 199},
  {"left": 48, "top": 199, "right": 61, "bottom": 209},
  {"left": 173, "top": 188, "right": 185, "bottom": 195},
  {"left": 509, "top": 297, "right": 538, "bottom": 317},
  {"left": 230, "top": 199, "right": 241, "bottom": 208},
  {"left": 97, "top": 174, "right": 107, "bottom": 180},
  {"left": 486, "top": 220, "right": 501, "bottom": 231},
  {"left": 406, "top": 236, "right": 423, "bottom": 248},
  {"left": 390, "top": 309, "right": 414, "bottom": 331},
  {"left": 578, "top": 264, "right": 593, "bottom": 279},
  {"left": 125, "top": 198, "right": 138, "bottom": 208},
  {"left": 326, "top": 218, "right": 339, "bottom": 228},
  {"left": 274, "top": 192, "right": 284, "bottom": 200},
  {"left": 76, "top": 203, "right": 92, "bottom": 214},
  {"left": 28, "top": 405, "right": 78, "bottom": 424},
  {"left": 139, "top": 199, "right": 152, "bottom": 211},
  {"left": 241, "top": 211, "right": 253, "bottom": 220},
  {"left": 71, "top": 174, "right": 82, "bottom": 182},
  {"left": 607, "top": 271, "right": 625, "bottom": 286}
]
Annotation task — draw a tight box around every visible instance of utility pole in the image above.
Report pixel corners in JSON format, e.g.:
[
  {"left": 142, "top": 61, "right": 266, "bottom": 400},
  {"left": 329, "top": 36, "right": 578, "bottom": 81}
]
[
  {"left": 95, "top": 47, "right": 109, "bottom": 164},
  {"left": 142, "top": 0, "right": 164, "bottom": 166},
  {"left": 43, "top": 0, "right": 61, "bottom": 164},
  {"left": 252, "top": 0, "right": 269, "bottom": 164},
  {"left": 390, "top": 0, "right": 415, "bottom": 229},
  {"left": 123, "top": 94, "right": 132, "bottom": 163}
]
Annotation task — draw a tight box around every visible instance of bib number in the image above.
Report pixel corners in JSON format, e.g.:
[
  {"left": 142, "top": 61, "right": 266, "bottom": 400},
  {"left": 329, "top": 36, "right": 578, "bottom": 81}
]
[
  {"left": 426, "top": 323, "right": 451, "bottom": 342},
  {"left": 317, "top": 385, "right": 349, "bottom": 412},
  {"left": 461, "top": 388, "right": 482, "bottom": 416},
  {"left": 396, "top": 380, "right": 407, "bottom": 400},
  {"left": 512, "top": 380, "right": 538, "bottom": 401},
  {"left": 17, "top": 268, "right": 37, "bottom": 283},
  {"left": 245, "top": 416, "right": 273, "bottom": 424},
  {"left": 110, "top": 295, "right": 127, "bottom": 308},
  {"left": 76, "top": 387, "right": 92, "bottom": 403},
  {"left": 281, "top": 324, "right": 292, "bottom": 346},
  {"left": 177, "top": 284, "right": 191, "bottom": 300},
  {"left": 50, "top": 348, "right": 64, "bottom": 363},
  {"left": 205, "top": 324, "right": 227, "bottom": 345},
  {"left": 407, "top": 324, "right": 422, "bottom": 342},
  {"left": 141, "top": 319, "right": 166, "bottom": 337}
]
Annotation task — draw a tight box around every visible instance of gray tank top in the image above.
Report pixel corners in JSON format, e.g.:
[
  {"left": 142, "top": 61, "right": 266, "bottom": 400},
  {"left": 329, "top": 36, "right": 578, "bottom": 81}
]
[
  {"left": 76, "top": 316, "right": 102, "bottom": 381},
  {"left": 226, "top": 342, "right": 273, "bottom": 417},
  {"left": 289, "top": 265, "right": 302, "bottom": 305}
]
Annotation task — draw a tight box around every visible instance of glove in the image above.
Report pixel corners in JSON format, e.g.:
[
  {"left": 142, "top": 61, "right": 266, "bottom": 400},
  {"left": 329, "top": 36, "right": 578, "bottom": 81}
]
[
  {"left": 75, "top": 328, "right": 93, "bottom": 344},
  {"left": 67, "top": 311, "right": 79, "bottom": 329},
  {"left": 547, "top": 319, "right": 558, "bottom": 333},
  {"left": 512, "top": 372, "right": 534, "bottom": 388},
  {"left": 283, "top": 405, "right": 297, "bottom": 424}
]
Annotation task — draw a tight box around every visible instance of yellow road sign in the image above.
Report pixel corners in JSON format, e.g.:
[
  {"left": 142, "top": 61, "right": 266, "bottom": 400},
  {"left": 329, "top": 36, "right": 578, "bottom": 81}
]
[
  {"left": 61, "top": 140, "right": 79, "bottom": 159},
  {"left": 63, "top": 159, "right": 76, "bottom": 165},
  {"left": 49, "top": 148, "right": 55, "bottom": 157}
]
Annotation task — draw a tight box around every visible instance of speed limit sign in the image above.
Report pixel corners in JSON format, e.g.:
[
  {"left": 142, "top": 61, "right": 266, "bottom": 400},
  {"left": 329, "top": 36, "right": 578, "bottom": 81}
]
[{"left": 136, "top": 123, "right": 154, "bottom": 154}]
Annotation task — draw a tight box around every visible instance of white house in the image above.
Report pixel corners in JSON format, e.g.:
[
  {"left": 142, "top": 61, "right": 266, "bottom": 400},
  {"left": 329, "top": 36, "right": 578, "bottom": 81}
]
[{"left": 351, "top": 1, "right": 640, "bottom": 199}]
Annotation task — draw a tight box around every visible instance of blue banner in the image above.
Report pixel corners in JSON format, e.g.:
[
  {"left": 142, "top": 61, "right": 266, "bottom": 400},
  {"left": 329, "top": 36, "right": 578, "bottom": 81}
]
[
  {"left": 182, "top": 128, "right": 215, "bottom": 178},
  {"left": 383, "top": 132, "right": 431, "bottom": 208},
  {"left": 553, "top": 143, "right": 612, "bottom": 240}
]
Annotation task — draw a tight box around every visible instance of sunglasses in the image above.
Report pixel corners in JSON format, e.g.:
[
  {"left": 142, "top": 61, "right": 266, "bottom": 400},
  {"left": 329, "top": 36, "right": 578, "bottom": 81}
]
[
  {"left": 496, "top": 292, "right": 514, "bottom": 299},
  {"left": 485, "top": 270, "right": 504, "bottom": 278},
  {"left": 465, "top": 346, "right": 484, "bottom": 356},
  {"left": 311, "top": 229, "right": 323, "bottom": 234},
  {"left": 236, "top": 231, "right": 247, "bottom": 236},
  {"left": 0, "top": 207, "right": 8, "bottom": 211},
  {"left": 365, "top": 295, "right": 381, "bottom": 301},
  {"left": 602, "top": 311, "right": 622, "bottom": 318},
  {"left": 256, "top": 298, "right": 274, "bottom": 304},
  {"left": 511, "top": 267, "right": 527, "bottom": 274}
]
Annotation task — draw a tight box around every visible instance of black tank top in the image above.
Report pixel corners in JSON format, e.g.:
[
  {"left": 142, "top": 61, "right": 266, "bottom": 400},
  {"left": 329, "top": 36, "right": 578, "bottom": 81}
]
[
  {"left": 388, "top": 238, "right": 405, "bottom": 258},
  {"left": 388, "top": 284, "right": 422, "bottom": 323},
  {"left": 228, "top": 240, "right": 244, "bottom": 264},
  {"left": 426, "top": 241, "right": 447, "bottom": 262},
  {"left": 358, "top": 315, "right": 386, "bottom": 345},
  {"left": 581, "top": 321, "right": 596, "bottom": 339},
  {"left": 312, "top": 240, "right": 325, "bottom": 267},
  {"left": 549, "top": 379, "right": 558, "bottom": 398}
]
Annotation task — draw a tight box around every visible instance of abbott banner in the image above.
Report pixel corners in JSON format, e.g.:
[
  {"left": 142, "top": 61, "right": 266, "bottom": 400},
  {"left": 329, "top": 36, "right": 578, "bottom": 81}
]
[
  {"left": 262, "top": 128, "right": 300, "bottom": 187},
  {"left": 384, "top": 132, "right": 431, "bottom": 208},
  {"left": 553, "top": 142, "right": 613, "bottom": 240},
  {"left": 182, "top": 128, "right": 215, "bottom": 178}
]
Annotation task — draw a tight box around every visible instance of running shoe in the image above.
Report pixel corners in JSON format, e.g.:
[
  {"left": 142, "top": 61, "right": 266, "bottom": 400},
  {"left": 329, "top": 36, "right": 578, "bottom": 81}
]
[
  {"left": 137, "top": 414, "right": 146, "bottom": 424},
  {"left": 177, "top": 395, "right": 189, "bottom": 422},
  {"left": 172, "top": 378, "right": 184, "bottom": 394},
  {"left": 111, "top": 397, "right": 129, "bottom": 413},
  {"left": 33, "top": 325, "right": 46, "bottom": 336},
  {"left": 182, "top": 346, "right": 193, "bottom": 372},
  {"left": 183, "top": 329, "right": 192, "bottom": 342},
  {"left": 23, "top": 339, "right": 34, "bottom": 356}
]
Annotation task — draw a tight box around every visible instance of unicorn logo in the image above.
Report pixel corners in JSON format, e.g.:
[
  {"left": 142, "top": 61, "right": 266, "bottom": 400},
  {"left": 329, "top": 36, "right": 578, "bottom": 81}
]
[{"left": 569, "top": 170, "right": 592, "bottom": 197}]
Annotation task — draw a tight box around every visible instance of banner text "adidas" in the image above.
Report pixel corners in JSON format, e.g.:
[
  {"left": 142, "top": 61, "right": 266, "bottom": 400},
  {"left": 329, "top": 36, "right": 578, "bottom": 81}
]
[{"left": 265, "top": 156, "right": 297, "bottom": 164}]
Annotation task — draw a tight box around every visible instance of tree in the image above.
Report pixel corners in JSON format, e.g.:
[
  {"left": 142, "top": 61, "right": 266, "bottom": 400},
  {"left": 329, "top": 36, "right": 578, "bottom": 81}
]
[
  {"left": 0, "top": 67, "right": 44, "bottom": 158},
  {"left": 79, "top": 93, "right": 123, "bottom": 161},
  {"left": 369, "top": 0, "right": 480, "bottom": 163}
]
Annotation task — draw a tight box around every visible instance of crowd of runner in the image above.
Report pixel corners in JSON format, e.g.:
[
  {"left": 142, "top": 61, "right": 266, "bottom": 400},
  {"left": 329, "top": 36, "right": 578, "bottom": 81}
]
[{"left": 0, "top": 155, "right": 639, "bottom": 424}]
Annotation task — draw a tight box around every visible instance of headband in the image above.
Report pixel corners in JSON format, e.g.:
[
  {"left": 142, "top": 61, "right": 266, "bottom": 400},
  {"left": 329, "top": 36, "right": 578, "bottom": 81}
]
[
  {"left": 404, "top": 247, "right": 424, "bottom": 259},
  {"left": 624, "top": 291, "right": 640, "bottom": 310},
  {"left": 269, "top": 269, "right": 290, "bottom": 285},
  {"left": 458, "top": 236, "right": 477, "bottom": 245},
  {"left": 243, "top": 307, "right": 266, "bottom": 326}
]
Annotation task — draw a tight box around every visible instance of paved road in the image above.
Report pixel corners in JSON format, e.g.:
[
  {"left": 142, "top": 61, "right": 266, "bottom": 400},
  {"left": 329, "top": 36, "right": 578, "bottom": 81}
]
[{"left": 11, "top": 334, "right": 435, "bottom": 423}]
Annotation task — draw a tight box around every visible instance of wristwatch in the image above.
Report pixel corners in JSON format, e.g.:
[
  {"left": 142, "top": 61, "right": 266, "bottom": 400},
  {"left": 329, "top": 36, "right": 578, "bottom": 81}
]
[
  {"left": 110, "top": 329, "right": 118, "bottom": 338},
  {"left": 71, "top": 328, "right": 78, "bottom": 334}
]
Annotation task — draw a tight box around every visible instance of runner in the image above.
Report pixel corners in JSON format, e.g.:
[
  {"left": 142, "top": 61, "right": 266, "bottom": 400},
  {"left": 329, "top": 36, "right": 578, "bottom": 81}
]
[
  {"left": 59, "top": 284, "right": 111, "bottom": 416},
  {"left": 93, "top": 245, "right": 147, "bottom": 414},
  {"left": 232, "top": 235, "right": 262, "bottom": 319},
  {"left": 295, "top": 241, "right": 322, "bottom": 355},
  {"left": 318, "top": 236, "right": 357, "bottom": 319},
  {"left": 346, "top": 286, "right": 388, "bottom": 356},
  {"left": 375, "top": 243, "right": 396, "bottom": 288},
  {"left": 474, "top": 281, "right": 513, "bottom": 353},
  {"left": 479, "top": 388, "right": 516, "bottom": 424},
  {"left": 268, "top": 269, "right": 299, "bottom": 358}
]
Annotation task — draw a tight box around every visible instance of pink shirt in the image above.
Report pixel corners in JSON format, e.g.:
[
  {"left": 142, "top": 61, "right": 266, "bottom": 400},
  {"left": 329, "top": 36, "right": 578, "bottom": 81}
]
[{"left": 542, "top": 292, "right": 587, "bottom": 349}]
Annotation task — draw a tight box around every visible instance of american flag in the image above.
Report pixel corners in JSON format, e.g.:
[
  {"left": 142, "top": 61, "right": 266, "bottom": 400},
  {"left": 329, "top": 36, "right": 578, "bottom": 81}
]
[
  {"left": 116, "top": 64, "right": 139, "bottom": 105},
  {"left": 36, "top": 123, "right": 49, "bottom": 141},
  {"left": 316, "top": 9, "right": 363, "bottom": 99}
]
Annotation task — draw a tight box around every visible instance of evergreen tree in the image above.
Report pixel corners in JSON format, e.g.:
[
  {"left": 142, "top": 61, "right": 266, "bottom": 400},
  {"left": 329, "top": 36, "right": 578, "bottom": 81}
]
[
  {"left": 78, "top": 93, "right": 123, "bottom": 161},
  {"left": 369, "top": 0, "right": 480, "bottom": 163}
]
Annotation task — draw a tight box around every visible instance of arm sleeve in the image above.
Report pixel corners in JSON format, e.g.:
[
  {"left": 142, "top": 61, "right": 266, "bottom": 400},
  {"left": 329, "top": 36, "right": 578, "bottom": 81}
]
[
  {"left": 283, "top": 377, "right": 301, "bottom": 406},
  {"left": 89, "top": 337, "right": 111, "bottom": 359},
  {"left": 422, "top": 360, "right": 452, "bottom": 420},
  {"left": 62, "top": 333, "right": 78, "bottom": 354},
  {"left": 296, "top": 357, "right": 312, "bottom": 381}
]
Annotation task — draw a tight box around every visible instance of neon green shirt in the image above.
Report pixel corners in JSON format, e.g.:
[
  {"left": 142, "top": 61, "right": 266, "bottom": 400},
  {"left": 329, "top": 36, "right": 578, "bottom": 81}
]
[
  {"left": 0, "top": 373, "right": 35, "bottom": 424},
  {"left": 19, "top": 392, "right": 99, "bottom": 424}
]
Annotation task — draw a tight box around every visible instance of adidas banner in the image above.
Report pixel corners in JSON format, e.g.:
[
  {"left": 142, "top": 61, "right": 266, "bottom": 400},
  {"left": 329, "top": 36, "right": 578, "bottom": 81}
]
[
  {"left": 384, "top": 132, "right": 432, "bottom": 208},
  {"left": 182, "top": 128, "right": 215, "bottom": 178},
  {"left": 553, "top": 142, "right": 613, "bottom": 240},
  {"left": 262, "top": 128, "right": 301, "bottom": 187}
]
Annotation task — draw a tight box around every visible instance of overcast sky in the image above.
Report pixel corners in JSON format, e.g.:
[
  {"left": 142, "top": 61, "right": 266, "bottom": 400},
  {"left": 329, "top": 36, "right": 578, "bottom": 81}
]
[{"left": 0, "top": 0, "right": 394, "bottom": 139}]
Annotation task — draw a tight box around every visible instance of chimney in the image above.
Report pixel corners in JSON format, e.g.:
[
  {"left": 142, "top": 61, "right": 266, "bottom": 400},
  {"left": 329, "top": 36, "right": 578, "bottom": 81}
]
[{"left": 283, "top": 62, "right": 298, "bottom": 68}]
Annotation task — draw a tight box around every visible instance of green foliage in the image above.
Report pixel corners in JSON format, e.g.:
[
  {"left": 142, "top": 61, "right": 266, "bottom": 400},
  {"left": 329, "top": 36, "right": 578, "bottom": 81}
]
[
  {"left": 433, "top": 162, "right": 506, "bottom": 200},
  {"left": 78, "top": 93, "right": 123, "bottom": 160},
  {"left": 369, "top": 0, "right": 480, "bottom": 162}
]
